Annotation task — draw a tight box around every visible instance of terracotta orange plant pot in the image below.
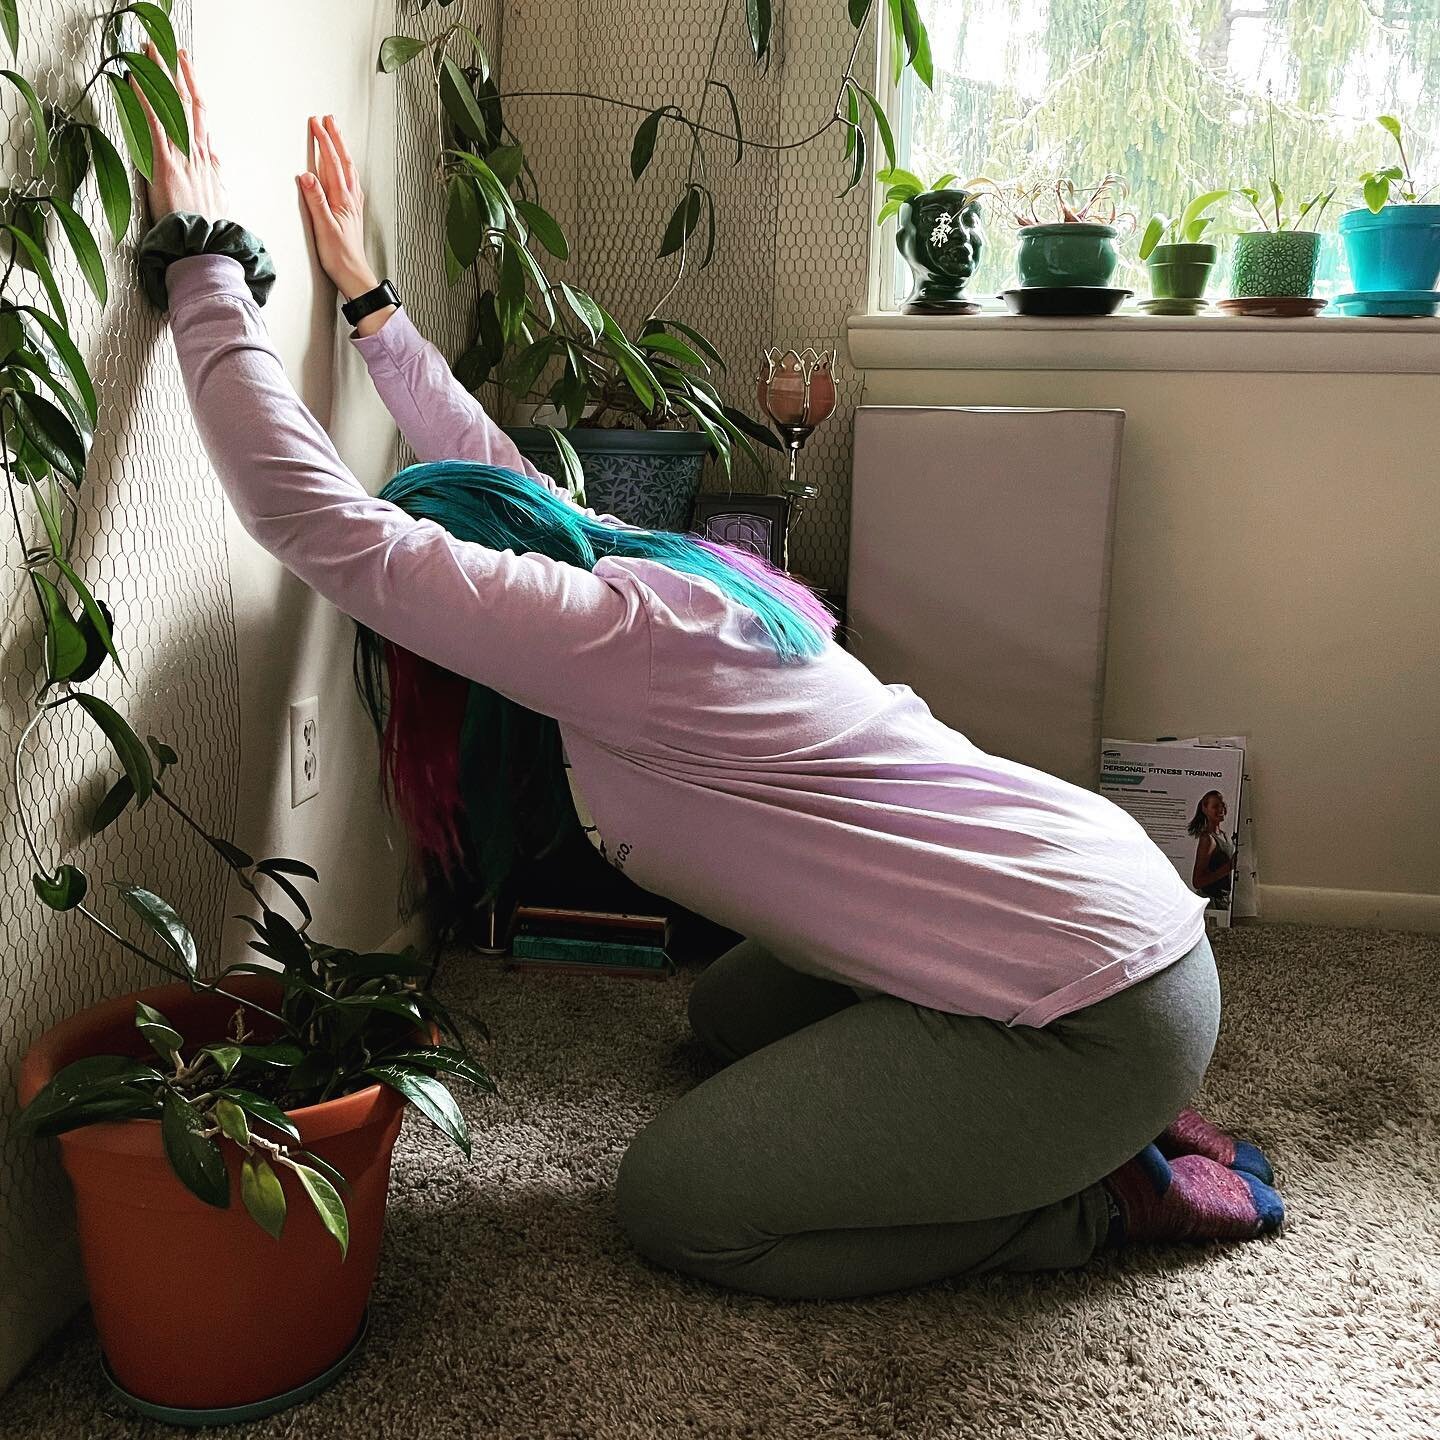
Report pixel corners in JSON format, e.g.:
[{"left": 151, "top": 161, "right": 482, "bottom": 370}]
[{"left": 18, "top": 975, "right": 405, "bottom": 1412}]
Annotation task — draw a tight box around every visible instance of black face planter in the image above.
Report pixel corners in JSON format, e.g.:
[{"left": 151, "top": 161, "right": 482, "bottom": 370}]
[{"left": 896, "top": 190, "right": 986, "bottom": 315}]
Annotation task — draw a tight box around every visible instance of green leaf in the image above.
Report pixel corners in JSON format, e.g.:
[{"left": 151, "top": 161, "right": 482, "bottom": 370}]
[
  {"left": 32, "top": 862, "right": 87, "bottom": 911},
  {"left": 19, "top": 306, "right": 96, "bottom": 422},
  {"left": 119, "top": 51, "right": 189, "bottom": 155},
  {"left": 439, "top": 54, "right": 487, "bottom": 145},
  {"left": 855, "top": 85, "right": 897, "bottom": 171},
  {"left": 659, "top": 186, "right": 702, "bottom": 257},
  {"left": 639, "top": 331, "right": 708, "bottom": 370},
  {"left": 1377, "top": 114, "right": 1402, "bottom": 141},
  {"left": 32, "top": 573, "right": 87, "bottom": 680},
  {"left": 720, "top": 403, "right": 783, "bottom": 451},
  {"left": 630, "top": 106, "right": 674, "bottom": 180},
  {"left": 17, "top": 1055, "right": 162, "bottom": 1136},
  {"left": 255, "top": 907, "right": 312, "bottom": 972},
  {"left": 745, "top": 0, "right": 772, "bottom": 64},
  {"left": 540, "top": 423, "right": 584, "bottom": 499},
  {"left": 326, "top": 951, "right": 431, "bottom": 983},
  {"left": 218, "top": 1087, "right": 301, "bottom": 1141},
  {"left": 559, "top": 282, "right": 602, "bottom": 343},
  {"left": 114, "top": 884, "right": 196, "bottom": 974},
  {"left": 849, "top": 0, "right": 873, "bottom": 24},
  {"left": 293, "top": 1162, "right": 349, "bottom": 1258},
  {"left": 292, "top": 1148, "right": 348, "bottom": 1193},
  {"left": 214, "top": 1095, "right": 250, "bottom": 1146},
  {"left": 496, "top": 238, "right": 526, "bottom": 341},
  {"left": 200, "top": 1043, "right": 242, "bottom": 1078},
  {"left": 87, "top": 124, "right": 132, "bottom": 244},
  {"left": 378, "top": 34, "right": 428, "bottom": 72},
  {"left": 0, "top": 1, "right": 16, "bottom": 59},
  {"left": 105, "top": 73, "right": 153, "bottom": 181},
  {"left": 485, "top": 142, "right": 524, "bottom": 187},
  {"left": 659, "top": 319, "right": 726, "bottom": 370},
  {"left": 208, "top": 835, "right": 253, "bottom": 868},
  {"left": 161, "top": 1089, "right": 229, "bottom": 1208},
  {"left": 53, "top": 556, "right": 120, "bottom": 672},
  {"left": 1139, "top": 214, "right": 1165, "bottom": 261},
  {"left": 843, "top": 84, "right": 858, "bottom": 160},
  {"left": 13, "top": 389, "right": 86, "bottom": 482},
  {"left": 1178, "top": 189, "right": 1229, "bottom": 244},
  {"left": 134, "top": 1000, "right": 182, "bottom": 1061},
  {"left": 514, "top": 199, "right": 567, "bottom": 259},
  {"left": 47, "top": 195, "right": 107, "bottom": 306},
  {"left": 1, "top": 70, "right": 49, "bottom": 173},
  {"left": 75, "top": 693, "right": 153, "bottom": 802},
  {"left": 365, "top": 1064, "right": 471, "bottom": 1156},
  {"left": 380, "top": 1047, "right": 495, "bottom": 1092},
  {"left": 503, "top": 336, "right": 557, "bottom": 397},
  {"left": 709, "top": 79, "right": 743, "bottom": 164},
  {"left": 3, "top": 223, "right": 67, "bottom": 326},
  {"left": 90, "top": 775, "right": 135, "bottom": 833},
  {"left": 147, "top": 734, "right": 179, "bottom": 769},
  {"left": 445, "top": 175, "right": 484, "bottom": 268},
  {"left": 255, "top": 856, "right": 318, "bottom": 881},
  {"left": 1364, "top": 174, "right": 1391, "bottom": 213},
  {"left": 241, "top": 1156, "right": 287, "bottom": 1239},
  {"left": 126, "top": 3, "right": 178, "bottom": 70},
  {"left": 842, "top": 125, "right": 867, "bottom": 197}
]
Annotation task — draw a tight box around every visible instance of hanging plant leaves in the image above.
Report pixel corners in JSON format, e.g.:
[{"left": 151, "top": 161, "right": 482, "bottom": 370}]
[
  {"left": 855, "top": 84, "right": 897, "bottom": 171},
  {"left": 207, "top": 834, "right": 253, "bottom": 868},
  {"left": 659, "top": 319, "right": 727, "bottom": 371},
  {"left": 365, "top": 1064, "right": 471, "bottom": 1156},
  {"left": 119, "top": 51, "right": 189, "bottom": 155},
  {"left": 3, "top": 223, "right": 67, "bottom": 326},
  {"left": 445, "top": 175, "right": 484, "bottom": 268},
  {"left": 293, "top": 1162, "right": 349, "bottom": 1258},
  {"left": 114, "top": 884, "right": 197, "bottom": 975},
  {"left": 48, "top": 195, "right": 107, "bottom": 305},
  {"left": 514, "top": 200, "right": 567, "bottom": 260},
  {"left": 439, "top": 55, "right": 488, "bottom": 145},
  {"left": 134, "top": 1000, "right": 183, "bottom": 1062},
  {"left": 161, "top": 1089, "right": 230, "bottom": 1209},
  {"left": 0, "top": 1, "right": 17, "bottom": 59},
  {"left": 53, "top": 126, "right": 92, "bottom": 204},
  {"left": 0, "top": 70, "right": 50, "bottom": 173},
  {"left": 146, "top": 735, "right": 179, "bottom": 770},
  {"left": 720, "top": 404, "right": 784, "bottom": 451},
  {"left": 105, "top": 73, "right": 154, "bottom": 180},
  {"left": 485, "top": 143, "right": 524, "bottom": 187},
  {"left": 745, "top": 0, "right": 773, "bottom": 65},
  {"left": 559, "top": 282, "right": 602, "bottom": 343},
  {"left": 214, "top": 1096, "right": 250, "bottom": 1146},
  {"left": 540, "top": 423, "right": 584, "bottom": 500},
  {"left": 241, "top": 1156, "right": 287, "bottom": 1240},
  {"left": 90, "top": 774, "right": 135, "bottom": 834},
  {"left": 32, "top": 574, "right": 87, "bottom": 679},
  {"left": 218, "top": 1087, "right": 301, "bottom": 1141},
  {"left": 639, "top": 331, "right": 709, "bottom": 371},
  {"left": 87, "top": 125, "right": 132, "bottom": 244},
  {"left": 659, "top": 185, "right": 702, "bottom": 257},
  {"left": 841, "top": 125, "right": 867, "bottom": 197},
  {"left": 849, "top": 0, "right": 873, "bottom": 24},
  {"left": 255, "top": 907, "right": 312, "bottom": 972},
  {"left": 630, "top": 106, "right": 675, "bottom": 180},
  {"left": 707, "top": 80, "right": 743, "bottom": 164},
  {"left": 495, "top": 238, "right": 527, "bottom": 342},
  {"left": 21, "top": 306, "right": 96, "bottom": 422},
  {"left": 16, "top": 1055, "right": 161, "bottom": 1136},
  {"left": 32, "top": 863, "right": 88, "bottom": 911},
  {"left": 377, "top": 35, "right": 428, "bottom": 73},
  {"left": 75, "top": 694, "right": 153, "bottom": 802},
  {"left": 127, "top": 3, "right": 179, "bottom": 70}
]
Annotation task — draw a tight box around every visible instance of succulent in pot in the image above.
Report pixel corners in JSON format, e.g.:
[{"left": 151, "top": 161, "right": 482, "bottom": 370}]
[
  {"left": 878, "top": 165, "right": 991, "bottom": 314},
  {"left": 1137, "top": 190, "right": 1229, "bottom": 314},
  {"left": 1005, "top": 175, "right": 1134, "bottom": 289},
  {"left": 1338, "top": 115, "right": 1440, "bottom": 313}
]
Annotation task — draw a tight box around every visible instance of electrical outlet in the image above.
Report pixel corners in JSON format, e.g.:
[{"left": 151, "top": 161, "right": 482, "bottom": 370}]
[{"left": 289, "top": 697, "right": 319, "bottom": 807}]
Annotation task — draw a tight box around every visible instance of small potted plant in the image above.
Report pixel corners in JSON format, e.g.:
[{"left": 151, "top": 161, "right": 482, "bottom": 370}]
[
  {"left": 877, "top": 166, "right": 991, "bottom": 314},
  {"left": 1138, "top": 189, "right": 1230, "bottom": 315},
  {"left": 997, "top": 175, "right": 1134, "bottom": 314},
  {"left": 1224, "top": 179, "right": 1336, "bottom": 312},
  {"left": 1337, "top": 115, "right": 1440, "bottom": 315}
]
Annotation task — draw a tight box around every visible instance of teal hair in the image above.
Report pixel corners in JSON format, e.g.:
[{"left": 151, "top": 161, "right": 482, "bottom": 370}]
[{"left": 354, "top": 461, "right": 833, "bottom": 913}]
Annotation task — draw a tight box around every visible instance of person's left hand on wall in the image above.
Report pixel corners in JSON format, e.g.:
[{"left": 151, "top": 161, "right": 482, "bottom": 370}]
[{"left": 134, "top": 45, "right": 228, "bottom": 223}]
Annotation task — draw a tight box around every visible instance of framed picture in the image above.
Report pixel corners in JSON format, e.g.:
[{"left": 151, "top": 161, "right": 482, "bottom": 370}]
[{"left": 690, "top": 494, "right": 792, "bottom": 570}]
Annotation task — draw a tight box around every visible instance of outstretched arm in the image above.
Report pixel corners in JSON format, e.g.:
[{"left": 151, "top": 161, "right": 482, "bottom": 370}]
[
  {"left": 298, "top": 115, "right": 626, "bottom": 523},
  {"left": 134, "top": 49, "right": 651, "bottom": 739}
]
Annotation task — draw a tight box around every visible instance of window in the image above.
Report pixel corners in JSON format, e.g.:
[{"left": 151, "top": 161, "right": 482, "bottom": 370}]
[{"left": 886, "top": 0, "right": 1440, "bottom": 309}]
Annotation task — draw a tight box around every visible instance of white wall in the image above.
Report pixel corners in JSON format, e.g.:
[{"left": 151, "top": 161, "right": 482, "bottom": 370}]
[
  {"left": 857, "top": 357, "right": 1440, "bottom": 927},
  {"left": 195, "top": 2, "right": 408, "bottom": 962}
]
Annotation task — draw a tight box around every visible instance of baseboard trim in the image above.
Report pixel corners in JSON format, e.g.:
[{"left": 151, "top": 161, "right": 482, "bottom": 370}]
[
  {"left": 1256, "top": 885, "right": 1440, "bottom": 933},
  {"left": 377, "top": 910, "right": 435, "bottom": 955}
]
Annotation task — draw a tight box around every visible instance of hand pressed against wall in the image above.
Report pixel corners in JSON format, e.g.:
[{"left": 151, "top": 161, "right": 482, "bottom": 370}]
[
  {"left": 132, "top": 45, "right": 228, "bottom": 224},
  {"left": 297, "top": 116, "right": 381, "bottom": 303}
]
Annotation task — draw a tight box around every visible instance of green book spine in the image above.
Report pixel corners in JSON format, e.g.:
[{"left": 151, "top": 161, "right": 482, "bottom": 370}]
[{"left": 510, "top": 934, "right": 670, "bottom": 968}]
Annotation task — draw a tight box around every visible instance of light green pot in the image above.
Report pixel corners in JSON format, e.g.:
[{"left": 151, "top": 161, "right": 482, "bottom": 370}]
[{"left": 1230, "top": 231, "right": 1321, "bottom": 298}]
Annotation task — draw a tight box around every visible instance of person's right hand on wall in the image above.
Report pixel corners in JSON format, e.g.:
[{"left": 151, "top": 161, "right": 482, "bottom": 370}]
[{"left": 298, "top": 116, "right": 395, "bottom": 336}]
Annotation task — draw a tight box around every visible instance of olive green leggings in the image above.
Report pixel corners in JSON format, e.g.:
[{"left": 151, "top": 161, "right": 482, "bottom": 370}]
[{"left": 615, "top": 934, "right": 1220, "bottom": 1299}]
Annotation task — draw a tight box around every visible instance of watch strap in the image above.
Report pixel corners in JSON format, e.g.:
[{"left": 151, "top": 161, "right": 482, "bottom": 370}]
[{"left": 342, "top": 280, "right": 401, "bottom": 327}]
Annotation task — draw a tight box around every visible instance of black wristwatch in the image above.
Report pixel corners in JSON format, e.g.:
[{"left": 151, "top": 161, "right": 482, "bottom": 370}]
[{"left": 341, "top": 279, "right": 401, "bottom": 328}]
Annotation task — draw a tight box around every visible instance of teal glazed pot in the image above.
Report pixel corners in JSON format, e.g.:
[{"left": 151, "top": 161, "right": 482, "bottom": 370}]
[
  {"left": 1339, "top": 204, "right": 1440, "bottom": 294},
  {"left": 896, "top": 189, "right": 985, "bottom": 313},
  {"left": 1231, "top": 230, "right": 1321, "bottom": 298},
  {"left": 505, "top": 426, "right": 710, "bottom": 532},
  {"left": 1015, "top": 223, "right": 1119, "bottom": 288}
]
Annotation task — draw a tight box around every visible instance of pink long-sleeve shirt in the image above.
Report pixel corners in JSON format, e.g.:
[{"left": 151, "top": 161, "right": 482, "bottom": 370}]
[{"left": 169, "top": 254, "right": 1206, "bottom": 1028}]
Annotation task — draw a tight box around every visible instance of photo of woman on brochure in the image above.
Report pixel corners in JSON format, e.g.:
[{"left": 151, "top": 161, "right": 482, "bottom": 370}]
[{"left": 1188, "top": 792, "right": 1237, "bottom": 908}]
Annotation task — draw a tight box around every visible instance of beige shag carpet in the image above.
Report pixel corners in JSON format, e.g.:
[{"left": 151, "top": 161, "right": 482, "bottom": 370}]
[{"left": 2, "top": 922, "right": 1437, "bottom": 1439}]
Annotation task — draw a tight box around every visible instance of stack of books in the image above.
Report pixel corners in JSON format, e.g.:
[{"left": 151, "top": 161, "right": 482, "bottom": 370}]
[{"left": 506, "top": 906, "right": 673, "bottom": 979}]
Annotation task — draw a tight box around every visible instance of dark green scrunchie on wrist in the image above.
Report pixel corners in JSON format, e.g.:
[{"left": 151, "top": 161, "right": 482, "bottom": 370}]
[{"left": 137, "top": 212, "right": 277, "bottom": 312}]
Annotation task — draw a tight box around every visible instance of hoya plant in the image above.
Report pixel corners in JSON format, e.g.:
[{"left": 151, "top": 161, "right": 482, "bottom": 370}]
[
  {"left": 379, "top": 0, "right": 936, "bottom": 488},
  {"left": 2, "top": 2, "right": 491, "bottom": 1246},
  {"left": 1358, "top": 114, "right": 1437, "bottom": 213}
]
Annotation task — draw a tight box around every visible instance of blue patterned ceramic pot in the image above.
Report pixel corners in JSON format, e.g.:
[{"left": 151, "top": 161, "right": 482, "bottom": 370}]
[{"left": 505, "top": 427, "right": 711, "bottom": 531}]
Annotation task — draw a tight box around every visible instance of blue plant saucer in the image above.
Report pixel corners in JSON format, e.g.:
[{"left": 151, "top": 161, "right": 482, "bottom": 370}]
[{"left": 1331, "top": 290, "right": 1440, "bottom": 318}]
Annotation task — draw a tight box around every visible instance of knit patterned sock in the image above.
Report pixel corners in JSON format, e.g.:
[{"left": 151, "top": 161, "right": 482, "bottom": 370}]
[
  {"left": 1102, "top": 1143, "right": 1285, "bottom": 1246},
  {"left": 1157, "top": 1107, "right": 1275, "bottom": 1183}
]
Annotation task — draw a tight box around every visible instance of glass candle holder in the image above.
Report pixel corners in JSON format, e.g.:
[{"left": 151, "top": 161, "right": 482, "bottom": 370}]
[{"left": 755, "top": 347, "right": 838, "bottom": 563}]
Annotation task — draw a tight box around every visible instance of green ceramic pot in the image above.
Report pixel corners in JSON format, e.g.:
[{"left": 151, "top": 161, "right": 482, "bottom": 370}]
[
  {"left": 1015, "top": 223, "right": 1119, "bottom": 288},
  {"left": 1231, "top": 230, "right": 1321, "bottom": 298},
  {"left": 1146, "top": 242, "right": 1219, "bottom": 302},
  {"left": 896, "top": 189, "right": 985, "bottom": 312}
]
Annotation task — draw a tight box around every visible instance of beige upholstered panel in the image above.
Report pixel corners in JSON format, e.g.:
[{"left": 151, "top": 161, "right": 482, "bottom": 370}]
[{"left": 847, "top": 406, "right": 1123, "bottom": 788}]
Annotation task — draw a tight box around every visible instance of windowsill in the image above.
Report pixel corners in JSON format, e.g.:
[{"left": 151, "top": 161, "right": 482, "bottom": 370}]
[{"left": 847, "top": 309, "right": 1440, "bottom": 375}]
